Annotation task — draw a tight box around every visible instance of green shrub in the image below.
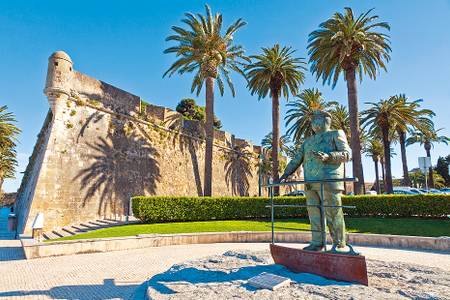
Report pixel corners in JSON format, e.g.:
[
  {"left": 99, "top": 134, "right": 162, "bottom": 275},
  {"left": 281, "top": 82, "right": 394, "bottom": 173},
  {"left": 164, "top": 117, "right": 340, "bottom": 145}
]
[{"left": 131, "top": 194, "right": 450, "bottom": 223}]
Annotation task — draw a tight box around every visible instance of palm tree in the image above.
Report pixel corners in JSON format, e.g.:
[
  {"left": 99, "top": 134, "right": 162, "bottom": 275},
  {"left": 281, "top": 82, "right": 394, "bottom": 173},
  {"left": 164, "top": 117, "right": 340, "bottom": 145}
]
[
  {"left": 364, "top": 138, "right": 383, "bottom": 194},
  {"left": 330, "top": 104, "right": 351, "bottom": 193},
  {"left": 390, "top": 94, "right": 434, "bottom": 186},
  {"left": 362, "top": 98, "right": 415, "bottom": 193},
  {"left": 261, "top": 132, "right": 292, "bottom": 157},
  {"left": 0, "top": 105, "right": 20, "bottom": 191},
  {"left": 406, "top": 127, "right": 449, "bottom": 188},
  {"left": 308, "top": 7, "right": 391, "bottom": 194},
  {"left": 285, "top": 88, "right": 335, "bottom": 142},
  {"left": 246, "top": 44, "right": 306, "bottom": 195},
  {"left": 164, "top": 5, "right": 249, "bottom": 196}
]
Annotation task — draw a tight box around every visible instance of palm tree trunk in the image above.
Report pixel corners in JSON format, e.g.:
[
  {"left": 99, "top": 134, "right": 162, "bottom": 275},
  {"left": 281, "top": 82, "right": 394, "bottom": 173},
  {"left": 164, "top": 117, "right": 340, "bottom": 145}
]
[
  {"left": 272, "top": 93, "right": 280, "bottom": 196},
  {"left": 345, "top": 68, "right": 365, "bottom": 194},
  {"left": 425, "top": 143, "right": 434, "bottom": 188},
  {"left": 381, "top": 157, "right": 386, "bottom": 193},
  {"left": 382, "top": 127, "right": 393, "bottom": 193},
  {"left": 398, "top": 130, "right": 411, "bottom": 186},
  {"left": 204, "top": 76, "right": 214, "bottom": 196},
  {"left": 343, "top": 163, "right": 347, "bottom": 194},
  {"left": 374, "top": 158, "right": 380, "bottom": 194}
]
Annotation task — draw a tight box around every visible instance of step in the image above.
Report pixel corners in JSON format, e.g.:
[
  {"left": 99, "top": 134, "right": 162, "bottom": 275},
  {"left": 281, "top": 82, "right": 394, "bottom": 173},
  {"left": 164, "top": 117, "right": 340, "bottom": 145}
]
[
  {"left": 95, "top": 219, "right": 116, "bottom": 225},
  {"left": 70, "top": 225, "right": 88, "bottom": 233},
  {"left": 79, "top": 223, "right": 97, "bottom": 230},
  {"left": 43, "top": 231, "right": 60, "bottom": 240},
  {"left": 99, "top": 219, "right": 121, "bottom": 225},
  {"left": 61, "top": 227, "right": 76, "bottom": 235},
  {"left": 88, "top": 221, "right": 109, "bottom": 227},
  {"left": 52, "top": 230, "right": 71, "bottom": 238}
]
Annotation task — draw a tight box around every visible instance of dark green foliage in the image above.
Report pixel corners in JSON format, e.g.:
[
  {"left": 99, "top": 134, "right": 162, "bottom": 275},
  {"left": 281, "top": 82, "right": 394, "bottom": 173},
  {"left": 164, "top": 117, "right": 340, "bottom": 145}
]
[
  {"left": 176, "top": 98, "right": 222, "bottom": 129},
  {"left": 435, "top": 155, "right": 450, "bottom": 186},
  {"left": 132, "top": 194, "right": 450, "bottom": 223}
]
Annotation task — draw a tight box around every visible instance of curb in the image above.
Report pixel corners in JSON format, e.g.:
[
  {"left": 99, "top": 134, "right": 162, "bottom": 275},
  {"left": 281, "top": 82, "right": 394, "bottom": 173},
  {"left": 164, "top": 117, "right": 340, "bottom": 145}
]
[{"left": 20, "top": 231, "right": 450, "bottom": 259}]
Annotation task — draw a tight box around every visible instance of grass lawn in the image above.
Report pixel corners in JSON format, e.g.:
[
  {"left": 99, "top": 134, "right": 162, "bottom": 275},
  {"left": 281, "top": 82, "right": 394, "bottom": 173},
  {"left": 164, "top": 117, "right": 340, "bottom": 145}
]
[{"left": 50, "top": 217, "right": 450, "bottom": 241}]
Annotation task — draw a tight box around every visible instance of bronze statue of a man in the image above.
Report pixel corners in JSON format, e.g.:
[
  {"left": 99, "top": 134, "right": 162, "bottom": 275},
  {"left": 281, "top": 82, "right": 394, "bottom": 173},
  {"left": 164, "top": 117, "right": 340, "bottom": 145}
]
[{"left": 279, "top": 110, "right": 352, "bottom": 251}]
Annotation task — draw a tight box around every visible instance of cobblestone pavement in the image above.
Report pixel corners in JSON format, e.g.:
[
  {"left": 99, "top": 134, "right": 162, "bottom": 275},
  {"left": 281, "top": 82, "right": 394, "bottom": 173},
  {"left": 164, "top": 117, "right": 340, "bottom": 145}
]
[{"left": 0, "top": 240, "right": 449, "bottom": 300}]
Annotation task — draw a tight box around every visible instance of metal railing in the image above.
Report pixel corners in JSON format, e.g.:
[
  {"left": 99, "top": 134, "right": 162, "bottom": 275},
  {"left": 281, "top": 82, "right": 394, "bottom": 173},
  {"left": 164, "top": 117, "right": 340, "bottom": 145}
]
[{"left": 262, "top": 177, "right": 358, "bottom": 251}]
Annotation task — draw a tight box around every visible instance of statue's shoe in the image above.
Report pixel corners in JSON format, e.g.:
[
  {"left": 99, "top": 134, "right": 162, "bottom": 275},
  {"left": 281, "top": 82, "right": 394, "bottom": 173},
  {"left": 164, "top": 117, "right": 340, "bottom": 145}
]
[
  {"left": 302, "top": 244, "right": 324, "bottom": 251},
  {"left": 330, "top": 244, "right": 360, "bottom": 255}
]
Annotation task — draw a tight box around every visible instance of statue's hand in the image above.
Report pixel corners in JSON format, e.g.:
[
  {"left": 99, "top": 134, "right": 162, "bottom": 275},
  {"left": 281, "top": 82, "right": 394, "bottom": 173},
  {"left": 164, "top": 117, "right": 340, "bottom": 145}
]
[
  {"left": 313, "top": 151, "right": 330, "bottom": 162},
  {"left": 279, "top": 174, "right": 287, "bottom": 183}
]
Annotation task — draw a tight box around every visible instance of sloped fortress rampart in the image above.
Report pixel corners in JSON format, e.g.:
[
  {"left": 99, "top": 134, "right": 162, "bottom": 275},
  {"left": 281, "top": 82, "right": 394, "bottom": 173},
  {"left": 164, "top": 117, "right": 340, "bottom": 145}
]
[{"left": 14, "top": 51, "right": 261, "bottom": 235}]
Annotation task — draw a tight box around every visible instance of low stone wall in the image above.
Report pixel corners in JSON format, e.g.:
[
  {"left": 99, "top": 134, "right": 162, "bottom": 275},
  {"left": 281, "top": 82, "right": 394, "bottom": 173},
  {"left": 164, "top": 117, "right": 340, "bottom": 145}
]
[{"left": 21, "top": 232, "right": 450, "bottom": 259}]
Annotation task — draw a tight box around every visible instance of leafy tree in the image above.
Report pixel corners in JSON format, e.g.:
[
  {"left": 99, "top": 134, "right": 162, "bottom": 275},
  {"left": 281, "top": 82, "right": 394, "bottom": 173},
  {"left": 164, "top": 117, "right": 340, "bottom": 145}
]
[
  {"left": 435, "top": 155, "right": 450, "bottom": 186},
  {"left": 390, "top": 94, "right": 434, "bottom": 186},
  {"left": 246, "top": 44, "right": 306, "bottom": 195},
  {"left": 176, "top": 98, "right": 222, "bottom": 129},
  {"left": 409, "top": 169, "right": 446, "bottom": 189},
  {"left": 308, "top": 7, "right": 391, "bottom": 194},
  {"left": 164, "top": 5, "right": 248, "bottom": 196},
  {"left": 406, "top": 127, "right": 450, "bottom": 188},
  {"left": 285, "top": 88, "right": 335, "bottom": 141},
  {"left": 0, "top": 105, "right": 20, "bottom": 191}
]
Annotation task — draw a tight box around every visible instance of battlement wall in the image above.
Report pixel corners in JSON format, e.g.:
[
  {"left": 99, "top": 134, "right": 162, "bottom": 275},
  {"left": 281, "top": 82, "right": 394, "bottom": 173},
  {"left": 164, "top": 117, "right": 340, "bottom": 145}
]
[{"left": 15, "top": 51, "right": 261, "bottom": 235}]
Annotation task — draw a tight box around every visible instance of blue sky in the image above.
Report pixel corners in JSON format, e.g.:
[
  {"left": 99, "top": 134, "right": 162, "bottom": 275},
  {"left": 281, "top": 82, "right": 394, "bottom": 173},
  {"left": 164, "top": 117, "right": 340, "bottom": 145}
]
[{"left": 1, "top": 0, "right": 449, "bottom": 192}]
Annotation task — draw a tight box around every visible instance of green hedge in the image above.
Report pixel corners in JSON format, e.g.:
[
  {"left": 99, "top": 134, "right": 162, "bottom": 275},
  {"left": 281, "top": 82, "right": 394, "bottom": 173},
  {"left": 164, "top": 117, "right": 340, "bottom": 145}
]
[{"left": 131, "top": 194, "right": 450, "bottom": 223}]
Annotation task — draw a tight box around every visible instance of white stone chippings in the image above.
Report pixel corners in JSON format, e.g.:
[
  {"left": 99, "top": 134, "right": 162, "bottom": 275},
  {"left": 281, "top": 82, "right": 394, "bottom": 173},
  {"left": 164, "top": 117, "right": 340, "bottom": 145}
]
[{"left": 145, "top": 249, "right": 450, "bottom": 300}]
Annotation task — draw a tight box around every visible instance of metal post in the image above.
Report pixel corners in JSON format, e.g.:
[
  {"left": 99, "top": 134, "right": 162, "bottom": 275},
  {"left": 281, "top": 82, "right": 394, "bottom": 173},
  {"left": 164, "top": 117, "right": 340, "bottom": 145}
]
[
  {"left": 319, "top": 183, "right": 327, "bottom": 251},
  {"left": 270, "top": 186, "right": 274, "bottom": 244},
  {"left": 258, "top": 154, "right": 262, "bottom": 197}
]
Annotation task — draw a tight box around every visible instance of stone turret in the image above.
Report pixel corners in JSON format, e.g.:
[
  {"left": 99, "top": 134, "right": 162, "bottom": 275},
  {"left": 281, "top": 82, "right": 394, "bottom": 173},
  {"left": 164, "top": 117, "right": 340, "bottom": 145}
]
[{"left": 44, "top": 51, "right": 73, "bottom": 114}]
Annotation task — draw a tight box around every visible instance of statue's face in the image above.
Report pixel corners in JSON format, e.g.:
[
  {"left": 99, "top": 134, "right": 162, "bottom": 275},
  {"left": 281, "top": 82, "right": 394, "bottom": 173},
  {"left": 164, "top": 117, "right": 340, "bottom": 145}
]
[{"left": 311, "top": 116, "right": 331, "bottom": 133}]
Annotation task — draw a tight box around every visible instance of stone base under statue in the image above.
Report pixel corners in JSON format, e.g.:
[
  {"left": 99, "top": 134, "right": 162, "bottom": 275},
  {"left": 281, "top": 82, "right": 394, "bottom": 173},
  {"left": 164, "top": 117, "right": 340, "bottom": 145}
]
[{"left": 270, "top": 243, "right": 368, "bottom": 286}]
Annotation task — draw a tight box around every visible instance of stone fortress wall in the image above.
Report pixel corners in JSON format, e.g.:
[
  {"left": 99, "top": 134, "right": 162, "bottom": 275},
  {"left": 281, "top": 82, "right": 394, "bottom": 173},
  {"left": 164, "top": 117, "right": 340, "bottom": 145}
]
[{"left": 14, "top": 51, "right": 262, "bottom": 235}]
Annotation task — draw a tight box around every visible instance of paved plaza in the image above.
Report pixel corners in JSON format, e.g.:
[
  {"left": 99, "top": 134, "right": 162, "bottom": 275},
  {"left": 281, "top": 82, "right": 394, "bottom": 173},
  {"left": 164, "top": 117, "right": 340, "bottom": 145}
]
[{"left": 0, "top": 240, "right": 449, "bottom": 299}]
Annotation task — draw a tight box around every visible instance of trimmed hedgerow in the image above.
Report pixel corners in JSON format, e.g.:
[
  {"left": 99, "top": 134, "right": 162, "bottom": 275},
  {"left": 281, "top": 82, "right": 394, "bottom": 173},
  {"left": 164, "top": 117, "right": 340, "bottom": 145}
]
[{"left": 131, "top": 194, "right": 450, "bottom": 223}]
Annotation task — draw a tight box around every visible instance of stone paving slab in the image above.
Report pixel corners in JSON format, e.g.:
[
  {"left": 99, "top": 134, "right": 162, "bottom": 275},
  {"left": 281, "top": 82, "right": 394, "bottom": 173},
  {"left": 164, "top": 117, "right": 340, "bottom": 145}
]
[{"left": 0, "top": 240, "right": 449, "bottom": 299}]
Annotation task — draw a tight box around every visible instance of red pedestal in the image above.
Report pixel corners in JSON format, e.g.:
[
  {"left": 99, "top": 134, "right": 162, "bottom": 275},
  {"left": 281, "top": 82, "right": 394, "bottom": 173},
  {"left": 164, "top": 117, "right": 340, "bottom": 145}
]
[{"left": 270, "top": 244, "right": 369, "bottom": 286}]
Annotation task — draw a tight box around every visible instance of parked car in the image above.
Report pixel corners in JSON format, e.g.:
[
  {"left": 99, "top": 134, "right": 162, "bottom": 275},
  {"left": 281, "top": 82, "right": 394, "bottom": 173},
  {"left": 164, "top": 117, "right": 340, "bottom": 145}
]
[
  {"left": 440, "top": 188, "right": 450, "bottom": 194},
  {"left": 429, "top": 188, "right": 443, "bottom": 194},
  {"left": 366, "top": 190, "right": 377, "bottom": 195},
  {"left": 284, "top": 190, "right": 305, "bottom": 197},
  {"left": 392, "top": 189, "right": 417, "bottom": 195},
  {"left": 419, "top": 188, "right": 443, "bottom": 194},
  {"left": 392, "top": 187, "right": 422, "bottom": 195}
]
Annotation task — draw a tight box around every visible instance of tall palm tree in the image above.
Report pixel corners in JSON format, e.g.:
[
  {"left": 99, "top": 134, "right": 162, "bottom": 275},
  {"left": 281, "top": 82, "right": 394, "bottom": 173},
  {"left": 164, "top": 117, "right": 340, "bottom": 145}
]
[
  {"left": 406, "top": 127, "right": 449, "bottom": 188},
  {"left": 308, "top": 7, "right": 391, "bottom": 194},
  {"left": 390, "top": 94, "right": 434, "bottom": 186},
  {"left": 285, "top": 88, "right": 335, "bottom": 142},
  {"left": 164, "top": 5, "right": 249, "bottom": 196},
  {"left": 0, "top": 105, "right": 20, "bottom": 191},
  {"left": 330, "top": 104, "right": 351, "bottom": 193},
  {"left": 246, "top": 44, "right": 306, "bottom": 195},
  {"left": 362, "top": 98, "right": 415, "bottom": 193},
  {"left": 364, "top": 138, "right": 383, "bottom": 194}
]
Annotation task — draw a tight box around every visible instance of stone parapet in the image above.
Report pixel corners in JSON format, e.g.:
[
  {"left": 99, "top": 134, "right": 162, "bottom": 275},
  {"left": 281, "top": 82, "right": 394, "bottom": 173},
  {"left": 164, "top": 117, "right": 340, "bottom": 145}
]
[{"left": 21, "top": 232, "right": 450, "bottom": 259}]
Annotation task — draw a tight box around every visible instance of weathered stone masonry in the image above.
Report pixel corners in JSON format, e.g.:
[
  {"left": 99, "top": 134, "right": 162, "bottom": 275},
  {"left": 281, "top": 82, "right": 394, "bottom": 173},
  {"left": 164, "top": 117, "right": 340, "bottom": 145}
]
[{"left": 15, "top": 51, "right": 262, "bottom": 235}]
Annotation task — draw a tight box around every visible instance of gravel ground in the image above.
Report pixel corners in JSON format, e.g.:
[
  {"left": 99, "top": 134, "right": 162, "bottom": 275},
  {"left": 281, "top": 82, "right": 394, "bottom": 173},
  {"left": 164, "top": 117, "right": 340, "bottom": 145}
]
[{"left": 146, "top": 250, "right": 450, "bottom": 300}]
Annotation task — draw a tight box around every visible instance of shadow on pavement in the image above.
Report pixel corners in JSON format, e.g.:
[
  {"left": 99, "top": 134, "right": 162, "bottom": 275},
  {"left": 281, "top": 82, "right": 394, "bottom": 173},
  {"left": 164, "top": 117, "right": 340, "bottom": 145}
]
[{"left": 0, "top": 278, "right": 144, "bottom": 300}]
